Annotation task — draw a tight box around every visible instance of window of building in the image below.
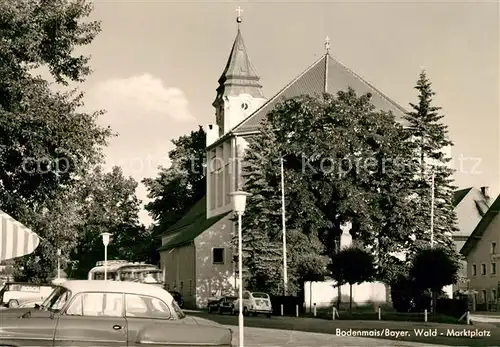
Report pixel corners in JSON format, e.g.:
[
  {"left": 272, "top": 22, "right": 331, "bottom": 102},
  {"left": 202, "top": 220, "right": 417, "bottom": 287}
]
[
  {"left": 492, "top": 289, "right": 497, "bottom": 302},
  {"left": 189, "top": 280, "right": 193, "bottom": 296},
  {"left": 224, "top": 163, "right": 231, "bottom": 206},
  {"left": 209, "top": 150, "right": 217, "bottom": 210},
  {"left": 216, "top": 169, "right": 224, "bottom": 208},
  {"left": 472, "top": 264, "right": 477, "bottom": 276},
  {"left": 493, "top": 242, "right": 497, "bottom": 254},
  {"left": 213, "top": 248, "right": 224, "bottom": 264},
  {"left": 180, "top": 281, "right": 184, "bottom": 294},
  {"left": 481, "top": 263, "right": 487, "bottom": 276},
  {"left": 492, "top": 263, "right": 497, "bottom": 275},
  {"left": 482, "top": 290, "right": 487, "bottom": 303}
]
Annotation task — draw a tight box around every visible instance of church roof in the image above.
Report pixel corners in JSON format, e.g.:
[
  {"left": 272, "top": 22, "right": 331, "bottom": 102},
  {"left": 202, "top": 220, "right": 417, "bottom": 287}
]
[
  {"left": 213, "top": 29, "right": 264, "bottom": 106},
  {"left": 231, "top": 54, "right": 408, "bottom": 134},
  {"left": 158, "top": 196, "right": 230, "bottom": 252}
]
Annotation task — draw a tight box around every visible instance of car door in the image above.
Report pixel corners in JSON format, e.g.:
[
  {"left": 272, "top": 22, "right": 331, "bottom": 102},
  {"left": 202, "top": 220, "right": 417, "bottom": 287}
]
[
  {"left": 124, "top": 293, "right": 174, "bottom": 346},
  {"left": 54, "top": 292, "right": 127, "bottom": 346}
]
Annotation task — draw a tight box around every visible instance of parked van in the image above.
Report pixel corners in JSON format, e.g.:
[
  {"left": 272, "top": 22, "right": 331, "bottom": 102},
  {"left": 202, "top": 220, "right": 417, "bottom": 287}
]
[{"left": 0, "top": 282, "right": 54, "bottom": 308}]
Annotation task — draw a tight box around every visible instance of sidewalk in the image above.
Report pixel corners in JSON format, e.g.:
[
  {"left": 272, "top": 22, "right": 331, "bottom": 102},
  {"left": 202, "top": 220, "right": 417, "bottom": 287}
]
[{"left": 229, "top": 326, "right": 442, "bottom": 347}]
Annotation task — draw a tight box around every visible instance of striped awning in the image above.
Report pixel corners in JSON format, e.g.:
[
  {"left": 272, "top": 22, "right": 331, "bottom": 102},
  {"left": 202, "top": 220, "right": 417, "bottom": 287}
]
[{"left": 0, "top": 210, "right": 40, "bottom": 261}]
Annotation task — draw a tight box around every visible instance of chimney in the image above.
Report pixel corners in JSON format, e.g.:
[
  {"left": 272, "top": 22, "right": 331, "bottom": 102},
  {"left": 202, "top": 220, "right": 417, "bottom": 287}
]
[
  {"left": 481, "top": 186, "right": 490, "bottom": 199},
  {"left": 205, "top": 124, "right": 219, "bottom": 147}
]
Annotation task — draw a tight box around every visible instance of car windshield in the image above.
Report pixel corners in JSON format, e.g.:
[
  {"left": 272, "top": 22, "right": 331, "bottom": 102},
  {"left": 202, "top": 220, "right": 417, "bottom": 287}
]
[
  {"left": 40, "top": 286, "right": 71, "bottom": 312},
  {"left": 172, "top": 299, "right": 185, "bottom": 319},
  {"left": 252, "top": 292, "right": 269, "bottom": 298}
]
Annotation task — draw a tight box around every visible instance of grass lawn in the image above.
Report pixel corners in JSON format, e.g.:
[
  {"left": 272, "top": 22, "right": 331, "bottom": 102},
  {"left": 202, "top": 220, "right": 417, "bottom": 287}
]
[{"left": 304, "top": 306, "right": 465, "bottom": 324}]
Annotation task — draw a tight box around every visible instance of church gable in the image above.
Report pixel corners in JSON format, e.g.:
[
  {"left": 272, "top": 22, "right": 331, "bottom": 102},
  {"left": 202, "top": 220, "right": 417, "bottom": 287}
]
[{"left": 232, "top": 54, "right": 408, "bottom": 134}]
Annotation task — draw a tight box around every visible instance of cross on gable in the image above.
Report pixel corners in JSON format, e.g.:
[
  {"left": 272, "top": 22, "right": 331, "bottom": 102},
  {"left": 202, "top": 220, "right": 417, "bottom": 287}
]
[
  {"left": 325, "top": 36, "right": 331, "bottom": 52},
  {"left": 236, "top": 6, "right": 243, "bottom": 17}
]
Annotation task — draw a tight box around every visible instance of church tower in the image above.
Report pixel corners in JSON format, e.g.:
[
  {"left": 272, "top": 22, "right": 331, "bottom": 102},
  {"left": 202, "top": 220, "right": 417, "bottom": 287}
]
[{"left": 208, "top": 8, "right": 266, "bottom": 143}]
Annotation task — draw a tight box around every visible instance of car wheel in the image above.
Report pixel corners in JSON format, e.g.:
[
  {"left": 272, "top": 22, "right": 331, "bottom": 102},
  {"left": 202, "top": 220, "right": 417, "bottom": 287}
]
[
  {"left": 8, "top": 299, "right": 19, "bottom": 308},
  {"left": 266, "top": 313, "right": 272, "bottom": 318}
]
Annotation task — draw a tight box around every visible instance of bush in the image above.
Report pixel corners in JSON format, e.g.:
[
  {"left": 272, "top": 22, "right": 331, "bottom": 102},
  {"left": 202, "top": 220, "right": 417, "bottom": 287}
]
[{"left": 390, "top": 276, "right": 432, "bottom": 312}]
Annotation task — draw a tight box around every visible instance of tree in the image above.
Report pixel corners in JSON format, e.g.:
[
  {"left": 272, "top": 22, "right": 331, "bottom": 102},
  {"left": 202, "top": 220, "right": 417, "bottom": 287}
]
[
  {"left": 67, "top": 166, "right": 147, "bottom": 279},
  {"left": 13, "top": 184, "right": 84, "bottom": 282},
  {"left": 242, "top": 90, "right": 424, "bottom": 291},
  {"left": 404, "top": 71, "right": 458, "bottom": 254},
  {"left": 0, "top": 0, "right": 111, "bottom": 277},
  {"left": 143, "top": 126, "right": 206, "bottom": 263},
  {"left": 329, "top": 246, "right": 376, "bottom": 313},
  {"left": 409, "top": 246, "right": 460, "bottom": 312},
  {"left": 0, "top": 0, "right": 109, "bottom": 214}
]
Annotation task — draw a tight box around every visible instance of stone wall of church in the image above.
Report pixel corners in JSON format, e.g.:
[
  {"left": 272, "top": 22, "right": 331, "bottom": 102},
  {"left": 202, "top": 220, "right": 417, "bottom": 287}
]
[
  {"left": 160, "top": 244, "right": 196, "bottom": 308},
  {"left": 194, "top": 216, "right": 235, "bottom": 308}
]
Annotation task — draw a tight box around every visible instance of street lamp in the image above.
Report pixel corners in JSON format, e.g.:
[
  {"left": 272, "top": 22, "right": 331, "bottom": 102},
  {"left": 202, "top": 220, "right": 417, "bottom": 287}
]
[
  {"left": 101, "top": 232, "right": 111, "bottom": 280},
  {"left": 230, "top": 191, "right": 251, "bottom": 347}
]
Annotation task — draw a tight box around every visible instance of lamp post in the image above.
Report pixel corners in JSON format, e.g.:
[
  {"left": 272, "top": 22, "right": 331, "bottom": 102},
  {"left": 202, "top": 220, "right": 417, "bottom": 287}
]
[
  {"left": 101, "top": 232, "right": 111, "bottom": 280},
  {"left": 230, "top": 191, "right": 251, "bottom": 347}
]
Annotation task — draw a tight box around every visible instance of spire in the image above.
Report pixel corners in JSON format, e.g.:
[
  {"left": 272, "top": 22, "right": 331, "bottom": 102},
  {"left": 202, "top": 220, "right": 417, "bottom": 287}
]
[{"left": 213, "top": 7, "right": 264, "bottom": 106}]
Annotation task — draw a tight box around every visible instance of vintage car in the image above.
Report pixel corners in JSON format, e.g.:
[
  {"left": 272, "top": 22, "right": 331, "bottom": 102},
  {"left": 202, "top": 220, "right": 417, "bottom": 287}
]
[
  {"left": 0, "top": 280, "right": 232, "bottom": 346},
  {"left": 233, "top": 290, "right": 272, "bottom": 317},
  {"left": 207, "top": 295, "right": 237, "bottom": 315}
]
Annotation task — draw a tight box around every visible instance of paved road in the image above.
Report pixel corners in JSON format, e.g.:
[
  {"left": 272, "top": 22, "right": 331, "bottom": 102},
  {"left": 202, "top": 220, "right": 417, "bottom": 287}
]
[
  {"left": 230, "top": 326, "right": 442, "bottom": 347},
  {"left": 190, "top": 311, "right": 500, "bottom": 346}
]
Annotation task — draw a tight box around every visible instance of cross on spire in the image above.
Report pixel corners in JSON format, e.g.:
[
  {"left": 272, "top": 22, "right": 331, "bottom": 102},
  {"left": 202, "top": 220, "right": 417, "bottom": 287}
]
[
  {"left": 325, "top": 36, "right": 331, "bottom": 54},
  {"left": 236, "top": 6, "right": 243, "bottom": 23}
]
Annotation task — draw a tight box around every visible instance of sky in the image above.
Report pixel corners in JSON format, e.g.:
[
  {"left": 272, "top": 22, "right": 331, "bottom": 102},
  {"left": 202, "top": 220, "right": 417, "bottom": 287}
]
[{"left": 77, "top": 0, "right": 499, "bottom": 225}]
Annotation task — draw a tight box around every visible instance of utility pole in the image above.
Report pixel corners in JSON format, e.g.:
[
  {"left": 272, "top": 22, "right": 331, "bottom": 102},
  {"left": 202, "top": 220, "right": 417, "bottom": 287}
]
[
  {"left": 280, "top": 156, "right": 288, "bottom": 296},
  {"left": 430, "top": 168, "right": 435, "bottom": 248}
]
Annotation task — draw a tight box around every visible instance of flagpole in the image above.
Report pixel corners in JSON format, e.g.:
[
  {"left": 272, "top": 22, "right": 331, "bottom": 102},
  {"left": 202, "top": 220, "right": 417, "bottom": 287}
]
[
  {"left": 430, "top": 167, "right": 435, "bottom": 248},
  {"left": 280, "top": 156, "right": 288, "bottom": 296}
]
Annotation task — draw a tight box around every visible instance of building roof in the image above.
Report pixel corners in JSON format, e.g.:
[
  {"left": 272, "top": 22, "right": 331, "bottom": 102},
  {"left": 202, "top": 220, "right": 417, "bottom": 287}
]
[
  {"left": 158, "top": 196, "right": 230, "bottom": 252},
  {"left": 453, "top": 187, "right": 472, "bottom": 207},
  {"left": 160, "top": 197, "right": 207, "bottom": 237},
  {"left": 213, "top": 28, "right": 264, "bottom": 107},
  {"left": 231, "top": 53, "right": 409, "bottom": 134},
  {"left": 460, "top": 194, "right": 500, "bottom": 256}
]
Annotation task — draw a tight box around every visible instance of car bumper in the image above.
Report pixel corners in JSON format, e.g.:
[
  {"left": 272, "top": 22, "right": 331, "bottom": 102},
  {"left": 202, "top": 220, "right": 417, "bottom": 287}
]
[{"left": 249, "top": 308, "right": 272, "bottom": 313}]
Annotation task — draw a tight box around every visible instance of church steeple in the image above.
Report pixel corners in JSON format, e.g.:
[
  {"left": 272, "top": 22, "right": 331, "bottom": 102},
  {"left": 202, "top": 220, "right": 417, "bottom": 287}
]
[
  {"left": 213, "top": 10, "right": 264, "bottom": 106},
  {"left": 210, "top": 7, "right": 266, "bottom": 137}
]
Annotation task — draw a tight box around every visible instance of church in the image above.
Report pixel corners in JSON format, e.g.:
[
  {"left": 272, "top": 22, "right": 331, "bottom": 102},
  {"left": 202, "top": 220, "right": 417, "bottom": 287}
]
[{"left": 158, "top": 11, "right": 412, "bottom": 309}]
